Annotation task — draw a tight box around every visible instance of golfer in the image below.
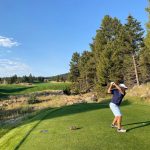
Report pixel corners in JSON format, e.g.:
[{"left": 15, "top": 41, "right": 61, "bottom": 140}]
[{"left": 108, "top": 81, "right": 128, "bottom": 132}]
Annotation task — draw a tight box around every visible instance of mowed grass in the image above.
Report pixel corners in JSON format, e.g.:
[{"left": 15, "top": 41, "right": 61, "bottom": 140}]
[
  {"left": 0, "top": 102, "right": 149, "bottom": 150},
  {"left": 0, "top": 82, "right": 71, "bottom": 98}
]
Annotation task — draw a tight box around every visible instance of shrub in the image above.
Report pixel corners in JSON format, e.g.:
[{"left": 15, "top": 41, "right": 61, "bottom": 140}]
[
  {"left": 63, "top": 87, "right": 71, "bottom": 95},
  {"left": 69, "top": 82, "right": 80, "bottom": 95},
  {"left": 28, "top": 94, "right": 41, "bottom": 104},
  {"left": 21, "top": 106, "right": 34, "bottom": 114}
]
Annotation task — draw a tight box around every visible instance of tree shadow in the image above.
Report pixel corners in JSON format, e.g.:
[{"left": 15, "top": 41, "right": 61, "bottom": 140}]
[
  {"left": 44, "top": 103, "right": 108, "bottom": 120},
  {"left": 42, "top": 100, "right": 131, "bottom": 123},
  {"left": 0, "top": 86, "right": 35, "bottom": 99},
  {"left": 121, "top": 100, "right": 132, "bottom": 106},
  {"left": 123, "top": 121, "right": 150, "bottom": 132}
]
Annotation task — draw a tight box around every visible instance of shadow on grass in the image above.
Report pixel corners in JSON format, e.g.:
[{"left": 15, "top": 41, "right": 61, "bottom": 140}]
[
  {"left": 123, "top": 121, "right": 150, "bottom": 132},
  {"left": 0, "top": 86, "right": 35, "bottom": 99},
  {"left": 40, "top": 99, "right": 131, "bottom": 122}
]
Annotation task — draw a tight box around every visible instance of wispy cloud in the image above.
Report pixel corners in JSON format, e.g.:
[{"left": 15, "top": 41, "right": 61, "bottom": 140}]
[
  {"left": 0, "top": 59, "right": 31, "bottom": 77},
  {"left": 0, "top": 49, "right": 12, "bottom": 56},
  {"left": 0, "top": 36, "right": 20, "bottom": 48}
]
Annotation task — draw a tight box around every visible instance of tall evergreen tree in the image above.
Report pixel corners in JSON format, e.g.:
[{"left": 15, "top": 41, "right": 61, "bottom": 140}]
[
  {"left": 78, "top": 51, "right": 96, "bottom": 92},
  {"left": 69, "top": 52, "right": 80, "bottom": 82},
  {"left": 10, "top": 74, "right": 18, "bottom": 84},
  {"left": 139, "top": 46, "right": 150, "bottom": 82},
  {"left": 139, "top": 0, "right": 150, "bottom": 82},
  {"left": 124, "top": 15, "right": 144, "bottom": 86},
  {"left": 94, "top": 15, "right": 124, "bottom": 95},
  {"left": 145, "top": 0, "right": 150, "bottom": 49},
  {"left": 28, "top": 73, "right": 34, "bottom": 83}
]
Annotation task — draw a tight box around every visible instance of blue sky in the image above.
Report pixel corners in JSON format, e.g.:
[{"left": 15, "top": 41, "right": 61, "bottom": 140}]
[{"left": 0, "top": 0, "right": 148, "bottom": 77}]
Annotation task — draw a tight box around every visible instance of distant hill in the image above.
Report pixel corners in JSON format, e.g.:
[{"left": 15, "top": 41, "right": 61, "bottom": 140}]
[{"left": 46, "top": 73, "right": 69, "bottom": 81}]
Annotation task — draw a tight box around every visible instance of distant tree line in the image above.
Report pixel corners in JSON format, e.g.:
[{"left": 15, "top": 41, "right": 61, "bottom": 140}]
[
  {"left": 0, "top": 74, "right": 45, "bottom": 84},
  {"left": 69, "top": 2, "right": 150, "bottom": 95},
  {"left": 0, "top": 73, "right": 69, "bottom": 84}
]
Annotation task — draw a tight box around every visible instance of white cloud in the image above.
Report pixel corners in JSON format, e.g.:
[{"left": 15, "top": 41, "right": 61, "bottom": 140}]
[
  {"left": 0, "top": 36, "right": 20, "bottom": 48},
  {"left": 0, "top": 59, "right": 31, "bottom": 77}
]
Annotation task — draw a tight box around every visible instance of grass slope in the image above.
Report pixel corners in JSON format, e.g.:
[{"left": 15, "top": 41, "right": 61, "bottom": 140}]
[{"left": 0, "top": 102, "right": 150, "bottom": 150}]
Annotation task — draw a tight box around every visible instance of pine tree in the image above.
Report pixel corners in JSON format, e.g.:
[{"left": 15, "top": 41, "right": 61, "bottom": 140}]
[
  {"left": 78, "top": 51, "right": 96, "bottom": 92},
  {"left": 139, "top": 46, "right": 150, "bottom": 82},
  {"left": 56, "top": 75, "right": 60, "bottom": 82},
  {"left": 145, "top": 0, "right": 150, "bottom": 49},
  {"left": 69, "top": 52, "right": 80, "bottom": 82},
  {"left": 29, "top": 73, "right": 34, "bottom": 83},
  {"left": 22, "top": 75, "right": 29, "bottom": 83},
  {"left": 94, "top": 15, "right": 124, "bottom": 95},
  {"left": 10, "top": 74, "right": 18, "bottom": 84},
  {"left": 139, "top": 0, "right": 150, "bottom": 82},
  {"left": 124, "top": 15, "right": 144, "bottom": 86}
]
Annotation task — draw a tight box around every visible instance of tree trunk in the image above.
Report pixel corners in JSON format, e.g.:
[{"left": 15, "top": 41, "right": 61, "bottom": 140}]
[
  {"left": 86, "top": 74, "right": 88, "bottom": 90},
  {"left": 132, "top": 53, "right": 140, "bottom": 86}
]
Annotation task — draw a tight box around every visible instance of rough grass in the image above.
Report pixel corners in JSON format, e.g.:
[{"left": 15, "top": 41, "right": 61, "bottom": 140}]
[
  {"left": 126, "top": 83, "right": 150, "bottom": 104},
  {"left": 0, "top": 82, "right": 71, "bottom": 98},
  {"left": 0, "top": 102, "right": 149, "bottom": 150},
  {"left": 127, "top": 83, "right": 150, "bottom": 98}
]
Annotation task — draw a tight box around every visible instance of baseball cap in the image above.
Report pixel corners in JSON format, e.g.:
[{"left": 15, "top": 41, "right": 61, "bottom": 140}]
[{"left": 119, "top": 83, "right": 128, "bottom": 89}]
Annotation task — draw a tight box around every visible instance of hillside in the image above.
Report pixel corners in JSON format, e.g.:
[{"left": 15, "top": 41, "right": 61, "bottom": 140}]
[{"left": 46, "top": 73, "right": 69, "bottom": 81}]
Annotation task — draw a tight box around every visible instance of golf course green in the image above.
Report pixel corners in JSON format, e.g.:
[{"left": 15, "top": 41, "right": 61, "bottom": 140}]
[
  {"left": 0, "top": 101, "right": 149, "bottom": 150},
  {"left": 0, "top": 82, "right": 71, "bottom": 98}
]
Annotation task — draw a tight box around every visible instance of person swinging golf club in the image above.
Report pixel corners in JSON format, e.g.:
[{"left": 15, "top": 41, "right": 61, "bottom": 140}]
[{"left": 108, "top": 81, "right": 128, "bottom": 133}]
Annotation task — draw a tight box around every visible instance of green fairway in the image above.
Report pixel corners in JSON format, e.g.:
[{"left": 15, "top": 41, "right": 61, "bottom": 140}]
[
  {"left": 0, "top": 82, "right": 71, "bottom": 98},
  {"left": 0, "top": 102, "right": 149, "bottom": 150}
]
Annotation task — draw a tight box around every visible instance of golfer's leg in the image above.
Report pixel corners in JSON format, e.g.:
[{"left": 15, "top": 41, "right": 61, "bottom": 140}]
[
  {"left": 112, "top": 117, "right": 118, "bottom": 125},
  {"left": 117, "top": 116, "right": 122, "bottom": 129}
]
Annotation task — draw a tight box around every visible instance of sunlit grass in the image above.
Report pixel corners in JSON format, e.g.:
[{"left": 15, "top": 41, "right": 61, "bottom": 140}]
[{"left": 0, "top": 82, "right": 71, "bottom": 98}]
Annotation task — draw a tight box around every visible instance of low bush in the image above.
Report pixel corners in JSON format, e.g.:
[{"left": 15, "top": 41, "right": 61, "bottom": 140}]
[
  {"left": 28, "top": 94, "right": 41, "bottom": 104},
  {"left": 63, "top": 87, "right": 71, "bottom": 95}
]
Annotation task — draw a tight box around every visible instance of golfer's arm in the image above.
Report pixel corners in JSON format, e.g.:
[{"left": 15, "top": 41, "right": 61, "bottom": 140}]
[
  {"left": 107, "top": 84, "right": 113, "bottom": 93},
  {"left": 114, "top": 84, "right": 124, "bottom": 95}
]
